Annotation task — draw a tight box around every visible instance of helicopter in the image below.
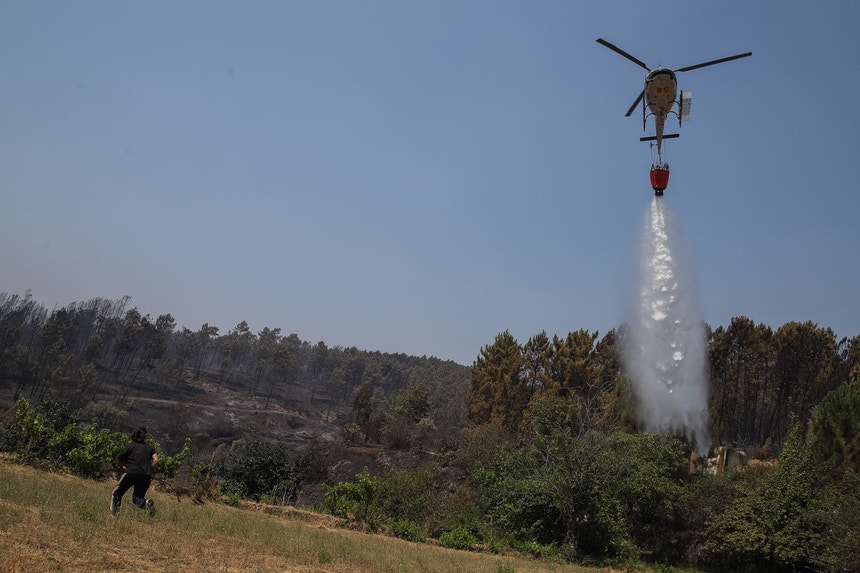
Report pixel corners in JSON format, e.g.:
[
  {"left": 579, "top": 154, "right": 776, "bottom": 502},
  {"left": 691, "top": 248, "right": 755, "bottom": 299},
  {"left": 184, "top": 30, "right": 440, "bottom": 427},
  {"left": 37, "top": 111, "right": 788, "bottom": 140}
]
[{"left": 596, "top": 38, "right": 751, "bottom": 195}]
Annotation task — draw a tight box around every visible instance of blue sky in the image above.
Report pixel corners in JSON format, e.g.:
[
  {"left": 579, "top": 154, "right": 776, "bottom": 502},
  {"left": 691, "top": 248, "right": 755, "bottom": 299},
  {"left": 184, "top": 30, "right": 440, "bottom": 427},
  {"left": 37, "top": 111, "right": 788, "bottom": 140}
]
[{"left": 2, "top": 1, "right": 858, "bottom": 365}]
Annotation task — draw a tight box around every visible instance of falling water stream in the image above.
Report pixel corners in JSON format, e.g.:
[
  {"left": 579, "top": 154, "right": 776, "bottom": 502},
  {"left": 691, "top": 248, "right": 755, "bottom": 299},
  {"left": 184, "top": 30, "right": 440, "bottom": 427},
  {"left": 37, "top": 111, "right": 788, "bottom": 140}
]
[{"left": 622, "top": 197, "right": 711, "bottom": 455}]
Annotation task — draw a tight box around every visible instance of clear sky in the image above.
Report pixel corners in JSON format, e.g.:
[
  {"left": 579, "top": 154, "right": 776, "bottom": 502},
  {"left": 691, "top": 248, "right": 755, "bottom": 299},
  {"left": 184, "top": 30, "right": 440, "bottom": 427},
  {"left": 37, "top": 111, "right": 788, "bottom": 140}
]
[{"left": 2, "top": 1, "right": 858, "bottom": 365}]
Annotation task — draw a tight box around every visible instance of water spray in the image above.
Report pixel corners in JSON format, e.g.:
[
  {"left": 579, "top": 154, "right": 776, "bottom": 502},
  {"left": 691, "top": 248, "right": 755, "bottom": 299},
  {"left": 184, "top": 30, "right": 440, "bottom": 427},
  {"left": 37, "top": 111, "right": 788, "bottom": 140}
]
[{"left": 622, "top": 197, "right": 711, "bottom": 455}]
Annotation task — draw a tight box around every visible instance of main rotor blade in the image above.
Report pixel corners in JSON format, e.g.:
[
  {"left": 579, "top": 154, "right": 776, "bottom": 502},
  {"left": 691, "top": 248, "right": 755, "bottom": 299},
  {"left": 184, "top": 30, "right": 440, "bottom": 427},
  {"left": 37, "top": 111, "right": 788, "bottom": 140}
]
[
  {"left": 675, "top": 52, "right": 752, "bottom": 73},
  {"left": 625, "top": 90, "right": 645, "bottom": 117},
  {"left": 596, "top": 38, "right": 649, "bottom": 71}
]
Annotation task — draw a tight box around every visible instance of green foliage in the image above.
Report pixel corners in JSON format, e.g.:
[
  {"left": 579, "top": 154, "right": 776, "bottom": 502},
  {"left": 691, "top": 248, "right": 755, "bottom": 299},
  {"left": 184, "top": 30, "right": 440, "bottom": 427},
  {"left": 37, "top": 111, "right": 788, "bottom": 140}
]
[
  {"left": 0, "top": 398, "right": 77, "bottom": 464},
  {"left": 76, "top": 401, "right": 129, "bottom": 430},
  {"left": 469, "top": 329, "right": 623, "bottom": 441},
  {"left": 322, "top": 468, "right": 383, "bottom": 530},
  {"left": 0, "top": 398, "right": 191, "bottom": 480},
  {"left": 386, "top": 384, "right": 431, "bottom": 422},
  {"left": 475, "top": 418, "right": 688, "bottom": 564},
  {"left": 705, "top": 425, "right": 828, "bottom": 571},
  {"left": 612, "top": 433, "right": 690, "bottom": 561},
  {"left": 391, "top": 518, "right": 426, "bottom": 542},
  {"left": 810, "top": 472, "right": 860, "bottom": 573},
  {"left": 376, "top": 465, "right": 434, "bottom": 524},
  {"left": 321, "top": 464, "right": 455, "bottom": 539},
  {"left": 223, "top": 491, "right": 241, "bottom": 507},
  {"left": 439, "top": 527, "right": 476, "bottom": 550},
  {"left": 66, "top": 424, "right": 128, "bottom": 478},
  {"left": 468, "top": 331, "right": 529, "bottom": 433},
  {"left": 808, "top": 378, "right": 860, "bottom": 479},
  {"left": 381, "top": 384, "right": 434, "bottom": 450},
  {"left": 214, "top": 436, "right": 303, "bottom": 504},
  {"left": 150, "top": 436, "right": 192, "bottom": 479}
]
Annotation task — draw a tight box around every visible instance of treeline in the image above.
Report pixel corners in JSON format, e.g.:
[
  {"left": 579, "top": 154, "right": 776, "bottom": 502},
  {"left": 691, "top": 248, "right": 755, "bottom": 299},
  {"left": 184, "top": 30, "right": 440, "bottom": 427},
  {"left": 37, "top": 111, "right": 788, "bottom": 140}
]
[
  {"left": 469, "top": 322, "right": 859, "bottom": 452},
  {"left": 0, "top": 292, "right": 470, "bottom": 431},
  {"left": 709, "top": 316, "right": 858, "bottom": 449}
]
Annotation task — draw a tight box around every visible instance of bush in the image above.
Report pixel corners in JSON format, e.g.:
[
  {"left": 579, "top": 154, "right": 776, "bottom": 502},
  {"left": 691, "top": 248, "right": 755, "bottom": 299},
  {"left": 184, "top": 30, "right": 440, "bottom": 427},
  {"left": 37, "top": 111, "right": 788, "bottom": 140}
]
[
  {"left": 322, "top": 468, "right": 383, "bottom": 529},
  {"left": 705, "top": 425, "right": 829, "bottom": 571},
  {"left": 66, "top": 424, "right": 128, "bottom": 478},
  {"left": 0, "top": 398, "right": 191, "bottom": 480},
  {"left": 150, "top": 436, "right": 192, "bottom": 479},
  {"left": 391, "top": 518, "right": 426, "bottom": 542},
  {"left": 214, "top": 436, "right": 303, "bottom": 504},
  {"left": 0, "top": 398, "right": 78, "bottom": 464},
  {"left": 76, "top": 401, "right": 128, "bottom": 430},
  {"left": 439, "top": 527, "right": 476, "bottom": 550}
]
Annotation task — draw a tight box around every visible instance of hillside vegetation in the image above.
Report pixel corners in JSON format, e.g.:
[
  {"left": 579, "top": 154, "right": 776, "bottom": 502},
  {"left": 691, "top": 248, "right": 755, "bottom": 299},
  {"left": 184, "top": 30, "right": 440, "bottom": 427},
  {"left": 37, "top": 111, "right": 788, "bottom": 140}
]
[
  {"left": 2, "top": 292, "right": 860, "bottom": 572},
  {"left": 0, "top": 458, "right": 602, "bottom": 573}
]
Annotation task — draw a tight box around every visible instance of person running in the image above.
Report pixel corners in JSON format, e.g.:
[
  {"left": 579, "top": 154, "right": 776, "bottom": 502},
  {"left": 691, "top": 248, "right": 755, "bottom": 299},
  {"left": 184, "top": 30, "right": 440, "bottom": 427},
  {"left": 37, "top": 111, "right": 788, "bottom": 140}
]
[{"left": 111, "top": 427, "right": 158, "bottom": 517}]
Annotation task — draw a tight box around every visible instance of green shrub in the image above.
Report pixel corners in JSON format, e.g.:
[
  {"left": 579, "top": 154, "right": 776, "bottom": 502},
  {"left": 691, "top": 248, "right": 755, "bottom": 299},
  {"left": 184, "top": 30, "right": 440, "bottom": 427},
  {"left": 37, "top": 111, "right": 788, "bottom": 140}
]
[
  {"left": 439, "top": 527, "right": 476, "bottom": 550},
  {"left": 0, "top": 398, "right": 191, "bottom": 480},
  {"left": 76, "top": 401, "right": 128, "bottom": 430},
  {"left": 322, "top": 468, "right": 383, "bottom": 530},
  {"left": 1, "top": 398, "right": 77, "bottom": 464},
  {"left": 391, "top": 518, "right": 426, "bottom": 542},
  {"left": 150, "top": 436, "right": 192, "bottom": 479},
  {"left": 214, "top": 436, "right": 302, "bottom": 504},
  {"left": 66, "top": 424, "right": 127, "bottom": 478}
]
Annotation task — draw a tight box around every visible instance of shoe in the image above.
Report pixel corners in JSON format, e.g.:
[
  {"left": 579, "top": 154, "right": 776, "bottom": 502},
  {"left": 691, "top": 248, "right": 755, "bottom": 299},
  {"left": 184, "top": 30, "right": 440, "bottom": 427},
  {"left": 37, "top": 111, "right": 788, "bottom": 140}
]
[
  {"left": 110, "top": 497, "right": 119, "bottom": 517},
  {"left": 146, "top": 498, "right": 156, "bottom": 517}
]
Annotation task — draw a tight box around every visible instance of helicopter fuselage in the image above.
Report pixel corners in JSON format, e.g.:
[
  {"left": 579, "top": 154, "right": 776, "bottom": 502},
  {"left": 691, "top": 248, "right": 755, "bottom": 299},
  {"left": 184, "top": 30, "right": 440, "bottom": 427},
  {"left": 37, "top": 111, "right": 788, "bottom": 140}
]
[{"left": 644, "top": 67, "right": 677, "bottom": 155}]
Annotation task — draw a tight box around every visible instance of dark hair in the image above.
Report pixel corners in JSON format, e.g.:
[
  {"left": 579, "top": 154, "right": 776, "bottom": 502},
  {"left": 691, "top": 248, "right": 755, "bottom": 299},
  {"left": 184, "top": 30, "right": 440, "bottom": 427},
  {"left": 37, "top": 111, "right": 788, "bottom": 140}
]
[{"left": 131, "top": 427, "right": 148, "bottom": 443}]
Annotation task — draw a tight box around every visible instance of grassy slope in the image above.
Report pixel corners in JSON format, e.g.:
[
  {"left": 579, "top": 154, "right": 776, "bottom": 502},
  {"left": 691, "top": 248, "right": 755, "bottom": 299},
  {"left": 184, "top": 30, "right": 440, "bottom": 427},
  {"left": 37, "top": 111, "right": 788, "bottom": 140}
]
[{"left": 0, "top": 460, "right": 605, "bottom": 573}]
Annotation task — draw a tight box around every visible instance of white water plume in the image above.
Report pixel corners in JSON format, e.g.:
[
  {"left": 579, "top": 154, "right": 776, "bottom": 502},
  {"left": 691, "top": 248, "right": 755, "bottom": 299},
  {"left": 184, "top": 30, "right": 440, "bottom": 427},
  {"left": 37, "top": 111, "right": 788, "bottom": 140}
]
[{"left": 622, "top": 197, "right": 711, "bottom": 455}]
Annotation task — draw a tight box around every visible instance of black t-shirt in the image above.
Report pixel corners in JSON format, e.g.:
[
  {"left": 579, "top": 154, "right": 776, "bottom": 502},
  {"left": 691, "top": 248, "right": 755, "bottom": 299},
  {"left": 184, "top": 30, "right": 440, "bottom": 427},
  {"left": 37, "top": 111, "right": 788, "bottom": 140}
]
[{"left": 116, "top": 440, "right": 156, "bottom": 475}]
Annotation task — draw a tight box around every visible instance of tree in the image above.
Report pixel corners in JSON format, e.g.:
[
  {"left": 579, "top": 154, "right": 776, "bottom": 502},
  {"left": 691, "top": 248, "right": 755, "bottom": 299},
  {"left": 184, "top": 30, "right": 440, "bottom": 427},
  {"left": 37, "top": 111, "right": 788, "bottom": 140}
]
[
  {"left": 771, "top": 322, "right": 840, "bottom": 445},
  {"left": 188, "top": 323, "right": 220, "bottom": 378},
  {"left": 217, "top": 321, "right": 254, "bottom": 387},
  {"left": 476, "top": 420, "right": 688, "bottom": 562},
  {"left": 353, "top": 383, "right": 376, "bottom": 443},
  {"left": 522, "top": 331, "right": 552, "bottom": 394},
  {"left": 382, "top": 384, "right": 432, "bottom": 450},
  {"left": 706, "top": 424, "right": 829, "bottom": 571},
  {"left": 252, "top": 327, "right": 280, "bottom": 395},
  {"left": 111, "top": 308, "right": 144, "bottom": 385},
  {"left": 808, "top": 378, "right": 860, "bottom": 479},
  {"left": 810, "top": 472, "right": 860, "bottom": 573},
  {"left": 266, "top": 333, "right": 303, "bottom": 407},
  {"left": 468, "top": 331, "right": 528, "bottom": 435},
  {"left": 308, "top": 341, "right": 329, "bottom": 404},
  {"left": 32, "top": 308, "right": 78, "bottom": 399},
  {"left": 214, "top": 436, "right": 303, "bottom": 504},
  {"left": 708, "top": 317, "right": 774, "bottom": 447}
]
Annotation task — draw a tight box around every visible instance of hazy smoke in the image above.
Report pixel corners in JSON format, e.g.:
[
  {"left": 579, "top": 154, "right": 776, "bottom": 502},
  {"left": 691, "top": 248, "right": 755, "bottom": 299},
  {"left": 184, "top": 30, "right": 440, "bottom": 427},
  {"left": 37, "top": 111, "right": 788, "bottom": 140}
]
[{"left": 622, "top": 197, "right": 711, "bottom": 455}]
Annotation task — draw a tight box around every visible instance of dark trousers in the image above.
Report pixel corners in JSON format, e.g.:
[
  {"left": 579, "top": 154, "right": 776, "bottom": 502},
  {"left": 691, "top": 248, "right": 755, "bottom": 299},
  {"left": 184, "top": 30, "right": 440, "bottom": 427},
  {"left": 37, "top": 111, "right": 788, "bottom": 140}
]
[{"left": 112, "top": 473, "right": 152, "bottom": 508}]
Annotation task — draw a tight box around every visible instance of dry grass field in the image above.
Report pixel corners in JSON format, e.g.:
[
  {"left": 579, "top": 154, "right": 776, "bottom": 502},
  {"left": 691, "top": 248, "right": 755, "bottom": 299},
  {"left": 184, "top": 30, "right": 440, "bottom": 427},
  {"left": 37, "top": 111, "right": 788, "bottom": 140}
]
[{"left": 0, "top": 459, "right": 609, "bottom": 573}]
